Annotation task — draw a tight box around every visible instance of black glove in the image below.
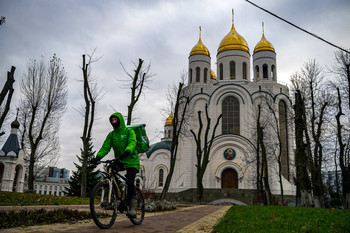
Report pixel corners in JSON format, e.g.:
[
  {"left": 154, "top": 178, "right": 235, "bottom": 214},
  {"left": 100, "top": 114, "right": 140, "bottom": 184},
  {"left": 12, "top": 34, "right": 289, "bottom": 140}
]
[
  {"left": 111, "top": 159, "right": 124, "bottom": 171},
  {"left": 118, "top": 151, "right": 130, "bottom": 161},
  {"left": 91, "top": 157, "right": 101, "bottom": 165}
]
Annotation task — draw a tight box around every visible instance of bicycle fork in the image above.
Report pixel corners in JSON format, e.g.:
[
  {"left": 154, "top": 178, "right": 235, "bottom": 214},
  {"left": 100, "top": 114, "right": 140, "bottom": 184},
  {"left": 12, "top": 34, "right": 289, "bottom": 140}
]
[{"left": 98, "top": 179, "right": 113, "bottom": 205}]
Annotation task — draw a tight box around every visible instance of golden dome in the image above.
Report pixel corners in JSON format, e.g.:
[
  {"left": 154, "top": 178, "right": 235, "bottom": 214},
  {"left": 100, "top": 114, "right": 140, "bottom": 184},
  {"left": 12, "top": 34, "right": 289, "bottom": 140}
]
[
  {"left": 254, "top": 23, "right": 275, "bottom": 53},
  {"left": 165, "top": 110, "right": 174, "bottom": 126},
  {"left": 210, "top": 70, "right": 216, "bottom": 80},
  {"left": 218, "top": 11, "right": 249, "bottom": 54},
  {"left": 190, "top": 26, "right": 210, "bottom": 56}
]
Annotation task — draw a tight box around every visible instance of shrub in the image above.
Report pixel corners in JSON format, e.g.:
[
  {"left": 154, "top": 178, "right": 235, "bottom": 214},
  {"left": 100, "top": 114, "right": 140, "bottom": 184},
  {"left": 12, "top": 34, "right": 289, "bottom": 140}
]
[
  {"left": 144, "top": 199, "right": 176, "bottom": 212},
  {"left": 0, "top": 208, "right": 92, "bottom": 229},
  {"left": 0, "top": 191, "right": 90, "bottom": 206}
]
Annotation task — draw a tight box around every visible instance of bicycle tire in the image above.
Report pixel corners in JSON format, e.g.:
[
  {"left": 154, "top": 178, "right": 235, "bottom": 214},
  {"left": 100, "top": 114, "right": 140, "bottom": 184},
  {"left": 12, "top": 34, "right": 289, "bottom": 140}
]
[
  {"left": 129, "top": 187, "right": 145, "bottom": 225},
  {"left": 90, "top": 181, "right": 117, "bottom": 229}
]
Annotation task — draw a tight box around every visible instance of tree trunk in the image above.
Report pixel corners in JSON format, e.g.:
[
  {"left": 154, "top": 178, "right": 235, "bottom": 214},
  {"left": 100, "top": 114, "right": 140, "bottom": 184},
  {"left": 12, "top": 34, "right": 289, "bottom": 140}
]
[
  {"left": 257, "top": 105, "right": 272, "bottom": 205},
  {"left": 127, "top": 59, "right": 144, "bottom": 125},
  {"left": 191, "top": 105, "right": 222, "bottom": 203},
  {"left": 256, "top": 136, "right": 261, "bottom": 192},
  {"left": 197, "top": 170, "right": 204, "bottom": 202},
  {"left": 0, "top": 66, "right": 16, "bottom": 136},
  {"left": 159, "top": 83, "right": 188, "bottom": 200},
  {"left": 80, "top": 54, "right": 96, "bottom": 198},
  {"left": 159, "top": 149, "right": 176, "bottom": 200},
  {"left": 343, "top": 172, "right": 350, "bottom": 209},
  {"left": 335, "top": 88, "right": 350, "bottom": 209},
  {"left": 294, "top": 90, "right": 312, "bottom": 207},
  {"left": 28, "top": 147, "right": 36, "bottom": 191}
]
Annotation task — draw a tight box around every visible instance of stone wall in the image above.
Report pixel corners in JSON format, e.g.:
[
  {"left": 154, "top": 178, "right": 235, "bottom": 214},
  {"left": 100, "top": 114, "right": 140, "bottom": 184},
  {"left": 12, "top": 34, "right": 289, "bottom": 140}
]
[{"left": 163, "top": 188, "right": 295, "bottom": 205}]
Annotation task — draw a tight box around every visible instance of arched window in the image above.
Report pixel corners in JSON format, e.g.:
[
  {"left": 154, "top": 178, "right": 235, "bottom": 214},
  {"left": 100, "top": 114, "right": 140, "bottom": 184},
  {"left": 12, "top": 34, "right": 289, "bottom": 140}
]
[
  {"left": 271, "top": 65, "right": 275, "bottom": 80},
  {"left": 189, "top": 69, "right": 192, "bottom": 84},
  {"left": 263, "top": 64, "right": 268, "bottom": 79},
  {"left": 243, "top": 62, "right": 247, "bottom": 80},
  {"left": 204, "top": 68, "right": 208, "bottom": 83},
  {"left": 279, "top": 100, "right": 289, "bottom": 180},
  {"left": 230, "top": 61, "right": 236, "bottom": 79},
  {"left": 255, "top": 65, "right": 259, "bottom": 78},
  {"left": 168, "top": 130, "right": 171, "bottom": 138},
  {"left": 219, "top": 63, "right": 223, "bottom": 80},
  {"left": 222, "top": 96, "right": 240, "bottom": 134},
  {"left": 196, "top": 67, "right": 200, "bottom": 82},
  {"left": 158, "top": 169, "right": 164, "bottom": 187}
]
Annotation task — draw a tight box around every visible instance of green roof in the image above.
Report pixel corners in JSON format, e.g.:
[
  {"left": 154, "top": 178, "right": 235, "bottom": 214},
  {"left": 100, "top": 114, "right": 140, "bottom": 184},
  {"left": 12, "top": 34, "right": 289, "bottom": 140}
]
[{"left": 146, "top": 140, "right": 172, "bottom": 158}]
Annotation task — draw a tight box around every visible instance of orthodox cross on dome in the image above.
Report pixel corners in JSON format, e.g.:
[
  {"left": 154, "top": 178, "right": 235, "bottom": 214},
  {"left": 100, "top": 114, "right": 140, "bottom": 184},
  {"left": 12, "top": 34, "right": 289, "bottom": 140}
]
[
  {"left": 16, "top": 108, "right": 19, "bottom": 120},
  {"left": 199, "top": 26, "right": 202, "bottom": 39},
  {"left": 262, "top": 22, "right": 265, "bottom": 34},
  {"left": 232, "top": 8, "right": 234, "bottom": 25}
]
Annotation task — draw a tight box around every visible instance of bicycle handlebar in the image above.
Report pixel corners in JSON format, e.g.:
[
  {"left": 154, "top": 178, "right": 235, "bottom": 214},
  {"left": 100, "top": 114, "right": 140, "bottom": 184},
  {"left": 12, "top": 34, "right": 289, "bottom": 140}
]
[
  {"left": 97, "top": 159, "right": 118, "bottom": 165},
  {"left": 96, "top": 159, "right": 124, "bottom": 173}
]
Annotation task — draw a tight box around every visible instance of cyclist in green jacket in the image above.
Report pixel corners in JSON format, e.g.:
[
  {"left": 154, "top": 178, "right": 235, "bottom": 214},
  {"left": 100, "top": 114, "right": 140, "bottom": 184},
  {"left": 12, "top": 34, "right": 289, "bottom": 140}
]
[{"left": 91, "top": 112, "right": 140, "bottom": 217}]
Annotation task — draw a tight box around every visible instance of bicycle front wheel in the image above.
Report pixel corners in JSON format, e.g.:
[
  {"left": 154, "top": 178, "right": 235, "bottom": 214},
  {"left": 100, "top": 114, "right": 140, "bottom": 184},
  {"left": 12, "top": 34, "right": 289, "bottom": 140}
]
[
  {"left": 90, "top": 181, "right": 117, "bottom": 229},
  {"left": 129, "top": 187, "right": 145, "bottom": 225}
]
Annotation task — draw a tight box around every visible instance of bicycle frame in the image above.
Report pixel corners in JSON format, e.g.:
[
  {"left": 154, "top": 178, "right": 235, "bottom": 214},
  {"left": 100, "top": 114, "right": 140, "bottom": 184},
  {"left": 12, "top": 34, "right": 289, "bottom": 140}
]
[
  {"left": 90, "top": 159, "right": 145, "bottom": 228},
  {"left": 100, "top": 162, "right": 128, "bottom": 204}
]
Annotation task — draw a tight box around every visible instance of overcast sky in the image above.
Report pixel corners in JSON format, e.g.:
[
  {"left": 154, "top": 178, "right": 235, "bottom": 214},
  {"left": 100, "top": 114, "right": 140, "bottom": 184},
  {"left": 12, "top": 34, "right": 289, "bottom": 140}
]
[{"left": 1, "top": 0, "right": 349, "bottom": 173}]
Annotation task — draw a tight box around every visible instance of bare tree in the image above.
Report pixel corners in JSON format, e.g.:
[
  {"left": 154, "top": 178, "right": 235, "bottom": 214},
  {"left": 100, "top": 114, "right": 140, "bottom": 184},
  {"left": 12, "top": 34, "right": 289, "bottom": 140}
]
[
  {"left": 290, "top": 60, "right": 331, "bottom": 207},
  {"left": 80, "top": 53, "right": 102, "bottom": 198},
  {"left": 190, "top": 104, "right": 222, "bottom": 202},
  {"left": 159, "top": 81, "right": 190, "bottom": 200},
  {"left": 19, "top": 55, "right": 67, "bottom": 191},
  {"left": 0, "top": 66, "right": 16, "bottom": 137},
  {"left": 257, "top": 105, "right": 273, "bottom": 204},
  {"left": 119, "top": 58, "right": 153, "bottom": 125},
  {"left": 331, "top": 50, "right": 350, "bottom": 108},
  {"left": 0, "top": 16, "right": 5, "bottom": 26},
  {"left": 330, "top": 50, "right": 350, "bottom": 209},
  {"left": 335, "top": 87, "right": 350, "bottom": 209},
  {"left": 294, "top": 90, "right": 312, "bottom": 207},
  {"left": 265, "top": 97, "right": 285, "bottom": 204}
]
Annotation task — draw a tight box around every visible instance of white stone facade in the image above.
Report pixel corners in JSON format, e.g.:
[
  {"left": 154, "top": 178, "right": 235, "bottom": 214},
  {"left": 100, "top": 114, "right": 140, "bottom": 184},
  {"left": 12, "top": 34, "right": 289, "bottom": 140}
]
[
  {"left": 33, "top": 178, "right": 70, "bottom": 196},
  {"left": 140, "top": 18, "right": 296, "bottom": 197}
]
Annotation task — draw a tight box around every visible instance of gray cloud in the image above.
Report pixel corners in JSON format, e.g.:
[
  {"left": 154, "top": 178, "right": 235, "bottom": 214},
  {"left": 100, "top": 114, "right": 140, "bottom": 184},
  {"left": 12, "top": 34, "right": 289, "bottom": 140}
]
[{"left": 1, "top": 0, "right": 349, "bottom": 172}]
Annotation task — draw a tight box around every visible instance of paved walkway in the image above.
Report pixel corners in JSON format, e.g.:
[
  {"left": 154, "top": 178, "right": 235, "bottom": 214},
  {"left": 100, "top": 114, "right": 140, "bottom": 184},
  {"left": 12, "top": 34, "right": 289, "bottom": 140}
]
[{"left": 1, "top": 205, "right": 231, "bottom": 233}]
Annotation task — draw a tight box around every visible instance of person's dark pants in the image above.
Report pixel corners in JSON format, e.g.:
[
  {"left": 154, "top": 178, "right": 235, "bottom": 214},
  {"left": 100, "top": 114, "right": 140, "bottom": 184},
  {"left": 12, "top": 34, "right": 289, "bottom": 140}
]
[{"left": 125, "top": 167, "right": 138, "bottom": 201}]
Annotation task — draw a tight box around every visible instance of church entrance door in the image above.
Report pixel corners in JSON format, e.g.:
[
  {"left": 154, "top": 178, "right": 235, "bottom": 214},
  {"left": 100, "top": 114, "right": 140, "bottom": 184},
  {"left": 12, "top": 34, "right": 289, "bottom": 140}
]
[{"left": 221, "top": 168, "right": 238, "bottom": 188}]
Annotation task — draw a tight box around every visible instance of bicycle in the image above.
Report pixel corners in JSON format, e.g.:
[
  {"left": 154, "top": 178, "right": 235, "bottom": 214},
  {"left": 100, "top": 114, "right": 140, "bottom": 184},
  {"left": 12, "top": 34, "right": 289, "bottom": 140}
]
[{"left": 90, "top": 159, "right": 145, "bottom": 229}]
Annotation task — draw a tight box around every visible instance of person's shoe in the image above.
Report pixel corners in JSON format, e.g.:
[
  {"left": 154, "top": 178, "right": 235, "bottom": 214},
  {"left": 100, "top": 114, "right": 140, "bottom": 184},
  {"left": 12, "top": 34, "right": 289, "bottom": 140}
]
[{"left": 126, "top": 196, "right": 137, "bottom": 218}]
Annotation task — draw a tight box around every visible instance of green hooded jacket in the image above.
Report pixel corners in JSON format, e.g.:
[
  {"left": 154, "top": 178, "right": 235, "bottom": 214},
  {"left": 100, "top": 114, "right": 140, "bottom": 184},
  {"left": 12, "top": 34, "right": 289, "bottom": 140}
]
[{"left": 96, "top": 112, "right": 140, "bottom": 170}]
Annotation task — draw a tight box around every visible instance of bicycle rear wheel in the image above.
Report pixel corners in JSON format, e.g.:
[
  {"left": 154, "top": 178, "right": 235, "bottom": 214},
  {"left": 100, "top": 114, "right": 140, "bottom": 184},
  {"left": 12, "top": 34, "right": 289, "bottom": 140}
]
[
  {"left": 90, "top": 181, "right": 117, "bottom": 229},
  {"left": 129, "top": 187, "right": 145, "bottom": 225}
]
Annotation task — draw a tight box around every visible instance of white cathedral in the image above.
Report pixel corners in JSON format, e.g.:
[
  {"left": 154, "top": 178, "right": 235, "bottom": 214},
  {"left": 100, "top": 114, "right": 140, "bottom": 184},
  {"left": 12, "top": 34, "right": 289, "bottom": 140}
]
[{"left": 139, "top": 14, "right": 296, "bottom": 199}]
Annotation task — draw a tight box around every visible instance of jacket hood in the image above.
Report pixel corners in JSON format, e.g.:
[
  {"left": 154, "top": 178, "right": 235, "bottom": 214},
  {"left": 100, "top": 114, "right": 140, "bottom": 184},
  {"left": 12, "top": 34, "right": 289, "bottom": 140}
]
[{"left": 110, "top": 112, "right": 126, "bottom": 129}]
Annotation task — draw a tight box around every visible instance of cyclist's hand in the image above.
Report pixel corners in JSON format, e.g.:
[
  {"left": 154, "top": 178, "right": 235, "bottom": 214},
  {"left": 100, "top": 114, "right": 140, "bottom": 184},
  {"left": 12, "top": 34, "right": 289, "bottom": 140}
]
[
  {"left": 111, "top": 159, "right": 123, "bottom": 171},
  {"left": 111, "top": 159, "right": 119, "bottom": 167},
  {"left": 118, "top": 151, "right": 130, "bottom": 161},
  {"left": 91, "top": 157, "right": 101, "bottom": 165}
]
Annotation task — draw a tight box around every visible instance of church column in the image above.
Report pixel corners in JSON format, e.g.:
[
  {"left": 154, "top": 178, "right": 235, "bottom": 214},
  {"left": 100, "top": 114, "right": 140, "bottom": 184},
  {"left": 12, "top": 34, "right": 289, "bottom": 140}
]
[{"left": 1, "top": 160, "right": 16, "bottom": 191}]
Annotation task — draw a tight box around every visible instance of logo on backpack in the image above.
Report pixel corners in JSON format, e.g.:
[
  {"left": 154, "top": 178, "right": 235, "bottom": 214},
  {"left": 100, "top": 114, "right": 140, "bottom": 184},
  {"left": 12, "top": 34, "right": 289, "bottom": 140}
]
[{"left": 127, "top": 124, "right": 150, "bottom": 153}]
